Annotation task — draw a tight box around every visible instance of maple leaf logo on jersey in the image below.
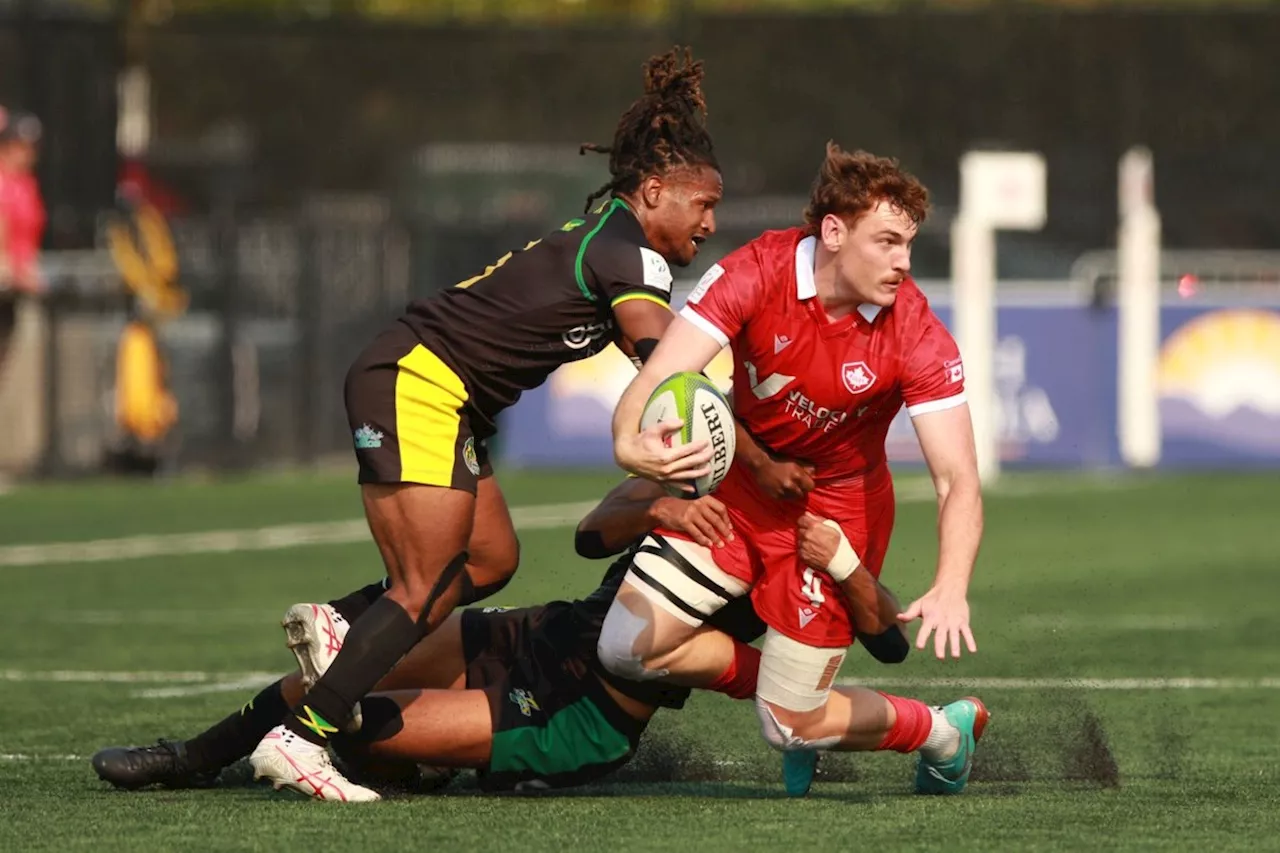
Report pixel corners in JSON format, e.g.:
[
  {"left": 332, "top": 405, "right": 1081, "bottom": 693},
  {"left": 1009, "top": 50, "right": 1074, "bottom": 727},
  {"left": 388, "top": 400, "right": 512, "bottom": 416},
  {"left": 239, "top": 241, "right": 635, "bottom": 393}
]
[{"left": 841, "top": 361, "right": 877, "bottom": 395}]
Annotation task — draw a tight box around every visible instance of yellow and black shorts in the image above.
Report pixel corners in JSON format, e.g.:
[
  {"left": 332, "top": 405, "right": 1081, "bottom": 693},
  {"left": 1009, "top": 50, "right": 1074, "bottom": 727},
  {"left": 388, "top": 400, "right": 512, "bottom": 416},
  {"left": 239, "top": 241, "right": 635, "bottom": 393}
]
[{"left": 344, "top": 322, "right": 492, "bottom": 492}]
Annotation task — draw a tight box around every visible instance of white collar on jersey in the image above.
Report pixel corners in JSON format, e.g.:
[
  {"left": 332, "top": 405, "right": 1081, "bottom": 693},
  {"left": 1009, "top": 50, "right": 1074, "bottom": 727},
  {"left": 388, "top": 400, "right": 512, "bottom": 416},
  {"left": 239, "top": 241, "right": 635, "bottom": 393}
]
[{"left": 794, "top": 235, "right": 883, "bottom": 323}]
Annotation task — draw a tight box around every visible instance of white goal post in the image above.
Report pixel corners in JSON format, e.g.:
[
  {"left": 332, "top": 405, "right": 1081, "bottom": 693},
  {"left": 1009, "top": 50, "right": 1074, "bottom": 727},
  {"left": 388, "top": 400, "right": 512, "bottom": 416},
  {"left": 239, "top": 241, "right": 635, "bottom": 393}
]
[
  {"left": 951, "top": 151, "right": 1048, "bottom": 485},
  {"left": 1116, "top": 146, "right": 1162, "bottom": 468}
]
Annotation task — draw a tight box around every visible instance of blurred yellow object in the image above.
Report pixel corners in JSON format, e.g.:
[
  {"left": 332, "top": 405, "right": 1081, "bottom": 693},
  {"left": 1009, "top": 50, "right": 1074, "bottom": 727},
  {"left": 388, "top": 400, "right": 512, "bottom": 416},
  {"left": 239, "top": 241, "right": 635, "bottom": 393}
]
[
  {"left": 115, "top": 320, "right": 178, "bottom": 444},
  {"left": 106, "top": 202, "right": 189, "bottom": 320}
]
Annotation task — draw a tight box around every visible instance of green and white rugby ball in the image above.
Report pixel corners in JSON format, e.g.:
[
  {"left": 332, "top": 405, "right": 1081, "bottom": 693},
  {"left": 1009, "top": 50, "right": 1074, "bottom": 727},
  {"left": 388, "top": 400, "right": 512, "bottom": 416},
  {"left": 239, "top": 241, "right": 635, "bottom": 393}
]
[{"left": 640, "top": 371, "right": 735, "bottom": 498}]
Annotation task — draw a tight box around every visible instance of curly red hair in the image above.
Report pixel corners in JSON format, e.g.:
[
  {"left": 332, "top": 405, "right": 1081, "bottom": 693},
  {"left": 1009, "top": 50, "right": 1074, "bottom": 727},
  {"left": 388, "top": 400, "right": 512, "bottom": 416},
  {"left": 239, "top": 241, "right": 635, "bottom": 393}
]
[{"left": 802, "top": 142, "right": 929, "bottom": 236}]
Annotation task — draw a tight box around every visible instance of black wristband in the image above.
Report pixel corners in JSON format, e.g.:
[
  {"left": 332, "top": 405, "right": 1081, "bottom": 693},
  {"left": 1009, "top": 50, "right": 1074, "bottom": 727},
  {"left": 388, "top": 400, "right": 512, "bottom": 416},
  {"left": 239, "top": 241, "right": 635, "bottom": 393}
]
[
  {"left": 858, "top": 626, "right": 909, "bottom": 664},
  {"left": 633, "top": 337, "right": 659, "bottom": 363},
  {"left": 574, "top": 528, "right": 616, "bottom": 559}
]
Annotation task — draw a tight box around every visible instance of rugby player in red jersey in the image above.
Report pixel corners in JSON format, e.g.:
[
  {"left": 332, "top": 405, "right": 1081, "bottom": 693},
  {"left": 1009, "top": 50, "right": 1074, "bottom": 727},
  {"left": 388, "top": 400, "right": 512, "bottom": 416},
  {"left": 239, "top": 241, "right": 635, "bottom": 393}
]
[{"left": 601, "top": 143, "right": 987, "bottom": 795}]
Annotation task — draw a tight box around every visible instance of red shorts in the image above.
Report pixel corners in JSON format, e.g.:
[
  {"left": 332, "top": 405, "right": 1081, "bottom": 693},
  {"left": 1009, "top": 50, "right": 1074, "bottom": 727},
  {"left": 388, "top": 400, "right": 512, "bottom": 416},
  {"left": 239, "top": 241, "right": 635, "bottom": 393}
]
[{"left": 655, "top": 463, "right": 896, "bottom": 648}]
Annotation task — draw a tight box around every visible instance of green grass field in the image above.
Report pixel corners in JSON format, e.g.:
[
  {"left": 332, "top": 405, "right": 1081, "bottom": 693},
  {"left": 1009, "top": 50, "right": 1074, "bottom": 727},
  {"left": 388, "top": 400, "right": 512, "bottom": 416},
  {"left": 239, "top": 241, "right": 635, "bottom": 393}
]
[{"left": 2, "top": 469, "right": 1278, "bottom": 852}]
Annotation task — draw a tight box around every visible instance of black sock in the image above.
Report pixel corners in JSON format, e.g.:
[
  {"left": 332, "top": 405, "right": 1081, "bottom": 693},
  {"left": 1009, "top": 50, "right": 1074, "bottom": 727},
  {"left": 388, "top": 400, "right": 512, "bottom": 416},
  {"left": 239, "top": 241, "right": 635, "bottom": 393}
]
[
  {"left": 456, "top": 572, "right": 512, "bottom": 607},
  {"left": 332, "top": 569, "right": 505, "bottom": 616},
  {"left": 285, "top": 596, "right": 425, "bottom": 745},
  {"left": 328, "top": 580, "right": 389, "bottom": 623},
  {"left": 184, "top": 679, "right": 289, "bottom": 772},
  {"left": 334, "top": 695, "right": 406, "bottom": 748}
]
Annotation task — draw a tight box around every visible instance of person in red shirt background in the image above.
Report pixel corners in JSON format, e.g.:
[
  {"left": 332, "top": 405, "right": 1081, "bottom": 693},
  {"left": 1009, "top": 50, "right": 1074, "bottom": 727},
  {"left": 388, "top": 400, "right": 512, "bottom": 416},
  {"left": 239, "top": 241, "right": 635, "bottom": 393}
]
[
  {"left": 0, "top": 108, "right": 45, "bottom": 293},
  {"left": 0, "top": 107, "right": 46, "bottom": 364}
]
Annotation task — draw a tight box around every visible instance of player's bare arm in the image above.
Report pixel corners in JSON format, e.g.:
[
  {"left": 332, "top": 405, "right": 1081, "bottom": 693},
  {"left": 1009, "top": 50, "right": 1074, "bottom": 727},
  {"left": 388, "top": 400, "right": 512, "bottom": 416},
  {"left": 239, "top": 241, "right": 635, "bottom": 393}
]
[
  {"left": 611, "top": 315, "right": 722, "bottom": 483},
  {"left": 900, "top": 402, "right": 983, "bottom": 659},
  {"left": 576, "top": 476, "right": 732, "bottom": 555},
  {"left": 612, "top": 294, "right": 674, "bottom": 366},
  {"left": 737, "top": 431, "right": 816, "bottom": 502},
  {"left": 723, "top": 387, "right": 815, "bottom": 501}
]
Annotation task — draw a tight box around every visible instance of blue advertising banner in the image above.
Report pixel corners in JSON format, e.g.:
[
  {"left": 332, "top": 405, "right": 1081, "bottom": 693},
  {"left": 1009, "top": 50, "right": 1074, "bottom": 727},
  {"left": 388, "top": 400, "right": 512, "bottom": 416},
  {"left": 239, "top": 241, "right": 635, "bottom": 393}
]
[
  {"left": 883, "top": 305, "right": 1119, "bottom": 468},
  {"left": 497, "top": 299, "right": 1280, "bottom": 469}
]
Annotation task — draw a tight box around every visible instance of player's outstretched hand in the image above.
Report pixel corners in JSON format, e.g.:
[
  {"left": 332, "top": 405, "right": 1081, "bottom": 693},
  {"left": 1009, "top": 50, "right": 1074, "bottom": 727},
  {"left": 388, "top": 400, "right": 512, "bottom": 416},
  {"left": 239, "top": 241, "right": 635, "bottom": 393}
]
[
  {"left": 615, "top": 419, "right": 712, "bottom": 493},
  {"left": 653, "top": 495, "right": 733, "bottom": 549},
  {"left": 898, "top": 585, "right": 977, "bottom": 660},
  {"left": 751, "top": 457, "right": 816, "bottom": 502}
]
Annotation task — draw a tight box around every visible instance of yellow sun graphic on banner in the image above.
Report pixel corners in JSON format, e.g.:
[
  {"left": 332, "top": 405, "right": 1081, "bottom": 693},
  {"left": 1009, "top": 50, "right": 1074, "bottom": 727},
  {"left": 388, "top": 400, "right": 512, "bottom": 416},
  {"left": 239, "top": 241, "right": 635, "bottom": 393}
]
[{"left": 1158, "top": 309, "right": 1280, "bottom": 418}]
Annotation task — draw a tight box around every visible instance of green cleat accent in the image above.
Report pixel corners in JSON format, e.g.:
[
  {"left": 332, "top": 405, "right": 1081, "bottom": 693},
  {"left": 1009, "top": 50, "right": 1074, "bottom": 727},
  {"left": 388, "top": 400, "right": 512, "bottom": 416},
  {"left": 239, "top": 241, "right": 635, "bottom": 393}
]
[
  {"left": 782, "top": 749, "right": 819, "bottom": 797},
  {"left": 915, "top": 697, "right": 989, "bottom": 795}
]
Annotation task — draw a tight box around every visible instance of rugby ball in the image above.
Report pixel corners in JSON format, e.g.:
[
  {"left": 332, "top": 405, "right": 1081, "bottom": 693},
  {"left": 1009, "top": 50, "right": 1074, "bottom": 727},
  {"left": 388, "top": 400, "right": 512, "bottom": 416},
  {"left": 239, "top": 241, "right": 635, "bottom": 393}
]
[{"left": 640, "top": 371, "right": 736, "bottom": 498}]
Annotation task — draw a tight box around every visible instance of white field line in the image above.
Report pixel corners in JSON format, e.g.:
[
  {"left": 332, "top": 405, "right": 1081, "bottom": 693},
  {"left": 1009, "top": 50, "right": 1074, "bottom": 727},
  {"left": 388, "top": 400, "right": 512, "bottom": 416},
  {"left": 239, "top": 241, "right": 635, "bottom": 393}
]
[
  {"left": 837, "top": 676, "right": 1280, "bottom": 690},
  {"left": 0, "top": 669, "right": 281, "bottom": 701},
  {"left": 1, "top": 669, "right": 278, "bottom": 684},
  {"left": 0, "top": 500, "right": 599, "bottom": 569},
  {"left": 0, "top": 476, "right": 1135, "bottom": 570},
  {"left": 7, "top": 669, "right": 1280, "bottom": 696},
  {"left": 3, "top": 674, "right": 1278, "bottom": 762},
  {"left": 8, "top": 609, "right": 1212, "bottom": 630},
  {"left": 133, "top": 675, "right": 278, "bottom": 700},
  {"left": 2, "top": 672, "right": 1277, "bottom": 760},
  {"left": 16, "top": 610, "right": 282, "bottom": 626}
]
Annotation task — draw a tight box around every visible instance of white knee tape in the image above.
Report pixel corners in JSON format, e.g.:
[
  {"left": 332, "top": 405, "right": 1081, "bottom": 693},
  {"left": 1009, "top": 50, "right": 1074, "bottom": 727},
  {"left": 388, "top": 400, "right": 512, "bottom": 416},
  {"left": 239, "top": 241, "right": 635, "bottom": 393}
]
[
  {"left": 754, "top": 628, "right": 847, "bottom": 713},
  {"left": 755, "top": 697, "right": 841, "bottom": 752},
  {"left": 596, "top": 600, "right": 669, "bottom": 682}
]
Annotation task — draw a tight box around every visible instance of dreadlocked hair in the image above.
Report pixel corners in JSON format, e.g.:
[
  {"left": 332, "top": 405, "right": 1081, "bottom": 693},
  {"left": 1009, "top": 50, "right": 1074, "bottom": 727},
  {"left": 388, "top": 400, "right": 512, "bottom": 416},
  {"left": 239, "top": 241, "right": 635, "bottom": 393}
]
[{"left": 579, "top": 46, "right": 718, "bottom": 213}]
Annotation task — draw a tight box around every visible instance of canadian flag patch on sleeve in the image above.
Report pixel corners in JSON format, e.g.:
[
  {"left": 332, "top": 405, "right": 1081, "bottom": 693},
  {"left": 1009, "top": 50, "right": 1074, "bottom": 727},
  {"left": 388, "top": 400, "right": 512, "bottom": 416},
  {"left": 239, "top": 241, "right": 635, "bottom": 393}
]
[{"left": 944, "top": 358, "right": 964, "bottom": 384}]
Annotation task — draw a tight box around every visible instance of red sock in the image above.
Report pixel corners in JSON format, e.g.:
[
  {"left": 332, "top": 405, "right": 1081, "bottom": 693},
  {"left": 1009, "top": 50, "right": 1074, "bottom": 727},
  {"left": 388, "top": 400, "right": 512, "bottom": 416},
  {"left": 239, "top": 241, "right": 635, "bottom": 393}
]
[
  {"left": 876, "top": 692, "right": 933, "bottom": 753},
  {"left": 707, "top": 640, "right": 761, "bottom": 700}
]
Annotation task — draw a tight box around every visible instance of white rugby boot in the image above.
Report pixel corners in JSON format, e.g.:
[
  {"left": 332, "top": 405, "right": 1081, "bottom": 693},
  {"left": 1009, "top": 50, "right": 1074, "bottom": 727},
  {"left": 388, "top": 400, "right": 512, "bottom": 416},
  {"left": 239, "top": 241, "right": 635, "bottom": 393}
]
[
  {"left": 282, "top": 603, "right": 362, "bottom": 732},
  {"left": 250, "top": 725, "right": 380, "bottom": 802}
]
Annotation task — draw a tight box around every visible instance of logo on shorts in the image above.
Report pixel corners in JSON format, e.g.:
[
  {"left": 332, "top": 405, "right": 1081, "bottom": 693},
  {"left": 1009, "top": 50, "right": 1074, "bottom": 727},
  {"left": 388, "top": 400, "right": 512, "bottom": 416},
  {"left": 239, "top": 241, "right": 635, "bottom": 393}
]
[
  {"left": 481, "top": 606, "right": 511, "bottom": 614},
  {"left": 353, "top": 424, "right": 383, "bottom": 450},
  {"left": 841, "top": 361, "right": 877, "bottom": 395},
  {"left": 509, "top": 687, "right": 540, "bottom": 718},
  {"left": 463, "top": 437, "right": 480, "bottom": 476}
]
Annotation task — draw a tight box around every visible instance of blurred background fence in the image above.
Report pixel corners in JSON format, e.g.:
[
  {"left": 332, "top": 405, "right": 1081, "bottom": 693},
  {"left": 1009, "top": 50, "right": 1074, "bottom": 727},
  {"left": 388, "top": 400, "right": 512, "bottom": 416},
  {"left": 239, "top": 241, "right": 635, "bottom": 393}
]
[{"left": 2, "top": 0, "right": 1278, "bottom": 477}]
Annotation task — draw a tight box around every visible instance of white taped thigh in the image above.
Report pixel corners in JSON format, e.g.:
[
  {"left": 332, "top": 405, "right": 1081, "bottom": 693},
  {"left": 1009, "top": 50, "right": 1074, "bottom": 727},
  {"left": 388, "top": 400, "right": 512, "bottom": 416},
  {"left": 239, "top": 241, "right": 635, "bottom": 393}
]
[
  {"left": 596, "top": 597, "right": 670, "bottom": 681},
  {"left": 626, "top": 534, "right": 749, "bottom": 627},
  {"left": 755, "top": 627, "right": 847, "bottom": 713}
]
